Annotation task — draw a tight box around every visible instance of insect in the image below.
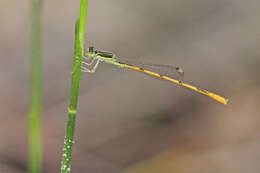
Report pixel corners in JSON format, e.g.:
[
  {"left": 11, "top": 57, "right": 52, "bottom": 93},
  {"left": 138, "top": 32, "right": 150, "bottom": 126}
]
[{"left": 82, "top": 46, "right": 228, "bottom": 105}]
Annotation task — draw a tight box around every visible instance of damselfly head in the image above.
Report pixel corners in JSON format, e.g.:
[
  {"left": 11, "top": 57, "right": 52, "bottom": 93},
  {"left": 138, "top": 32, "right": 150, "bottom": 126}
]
[
  {"left": 88, "top": 46, "right": 95, "bottom": 53},
  {"left": 87, "top": 46, "right": 96, "bottom": 57}
]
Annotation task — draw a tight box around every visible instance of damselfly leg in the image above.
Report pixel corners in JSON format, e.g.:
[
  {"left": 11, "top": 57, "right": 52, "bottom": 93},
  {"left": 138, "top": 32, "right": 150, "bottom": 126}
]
[{"left": 82, "top": 56, "right": 101, "bottom": 73}]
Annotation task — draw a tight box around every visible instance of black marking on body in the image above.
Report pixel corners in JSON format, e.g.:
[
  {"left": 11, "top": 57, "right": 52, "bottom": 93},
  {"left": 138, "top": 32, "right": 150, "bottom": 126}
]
[
  {"left": 96, "top": 52, "right": 113, "bottom": 58},
  {"left": 196, "top": 87, "right": 208, "bottom": 94},
  {"left": 118, "top": 61, "right": 134, "bottom": 67},
  {"left": 138, "top": 67, "right": 144, "bottom": 71}
]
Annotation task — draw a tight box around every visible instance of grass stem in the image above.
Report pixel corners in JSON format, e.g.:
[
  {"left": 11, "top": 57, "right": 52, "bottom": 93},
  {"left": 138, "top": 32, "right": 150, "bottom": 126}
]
[
  {"left": 29, "top": 0, "right": 43, "bottom": 172},
  {"left": 61, "top": 1, "right": 88, "bottom": 172}
]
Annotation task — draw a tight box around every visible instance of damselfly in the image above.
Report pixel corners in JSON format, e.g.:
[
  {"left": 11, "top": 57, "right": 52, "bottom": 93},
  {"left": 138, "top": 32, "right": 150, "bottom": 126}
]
[{"left": 82, "top": 47, "right": 228, "bottom": 105}]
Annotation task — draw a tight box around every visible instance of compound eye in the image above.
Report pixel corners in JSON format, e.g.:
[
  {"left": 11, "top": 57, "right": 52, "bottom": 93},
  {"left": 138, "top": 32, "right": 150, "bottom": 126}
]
[{"left": 88, "top": 46, "right": 95, "bottom": 53}]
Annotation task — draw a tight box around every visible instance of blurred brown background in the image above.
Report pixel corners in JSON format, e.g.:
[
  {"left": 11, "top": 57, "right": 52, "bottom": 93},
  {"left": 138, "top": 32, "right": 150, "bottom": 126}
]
[{"left": 1, "top": 0, "right": 260, "bottom": 172}]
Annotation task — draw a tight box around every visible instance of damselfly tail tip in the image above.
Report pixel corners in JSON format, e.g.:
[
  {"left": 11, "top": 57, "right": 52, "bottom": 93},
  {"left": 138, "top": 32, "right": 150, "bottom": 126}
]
[
  {"left": 218, "top": 97, "right": 228, "bottom": 105},
  {"left": 224, "top": 98, "right": 229, "bottom": 105}
]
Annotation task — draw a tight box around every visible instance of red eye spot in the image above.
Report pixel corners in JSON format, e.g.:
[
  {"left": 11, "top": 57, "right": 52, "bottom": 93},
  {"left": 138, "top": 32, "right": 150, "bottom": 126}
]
[{"left": 177, "top": 68, "right": 184, "bottom": 76}]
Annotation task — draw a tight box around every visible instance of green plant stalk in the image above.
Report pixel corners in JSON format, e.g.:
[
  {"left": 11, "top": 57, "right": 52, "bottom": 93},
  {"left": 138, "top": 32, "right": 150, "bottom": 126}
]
[
  {"left": 29, "top": 0, "right": 43, "bottom": 172},
  {"left": 61, "top": 0, "right": 88, "bottom": 172}
]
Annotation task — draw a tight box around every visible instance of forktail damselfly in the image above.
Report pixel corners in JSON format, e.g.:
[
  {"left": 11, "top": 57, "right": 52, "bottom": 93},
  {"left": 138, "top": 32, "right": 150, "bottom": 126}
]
[{"left": 82, "top": 47, "right": 228, "bottom": 105}]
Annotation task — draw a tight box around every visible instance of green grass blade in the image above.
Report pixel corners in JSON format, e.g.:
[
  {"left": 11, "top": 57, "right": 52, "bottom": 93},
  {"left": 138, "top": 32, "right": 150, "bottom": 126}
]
[
  {"left": 61, "top": 1, "right": 88, "bottom": 172},
  {"left": 28, "top": 0, "right": 43, "bottom": 172}
]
